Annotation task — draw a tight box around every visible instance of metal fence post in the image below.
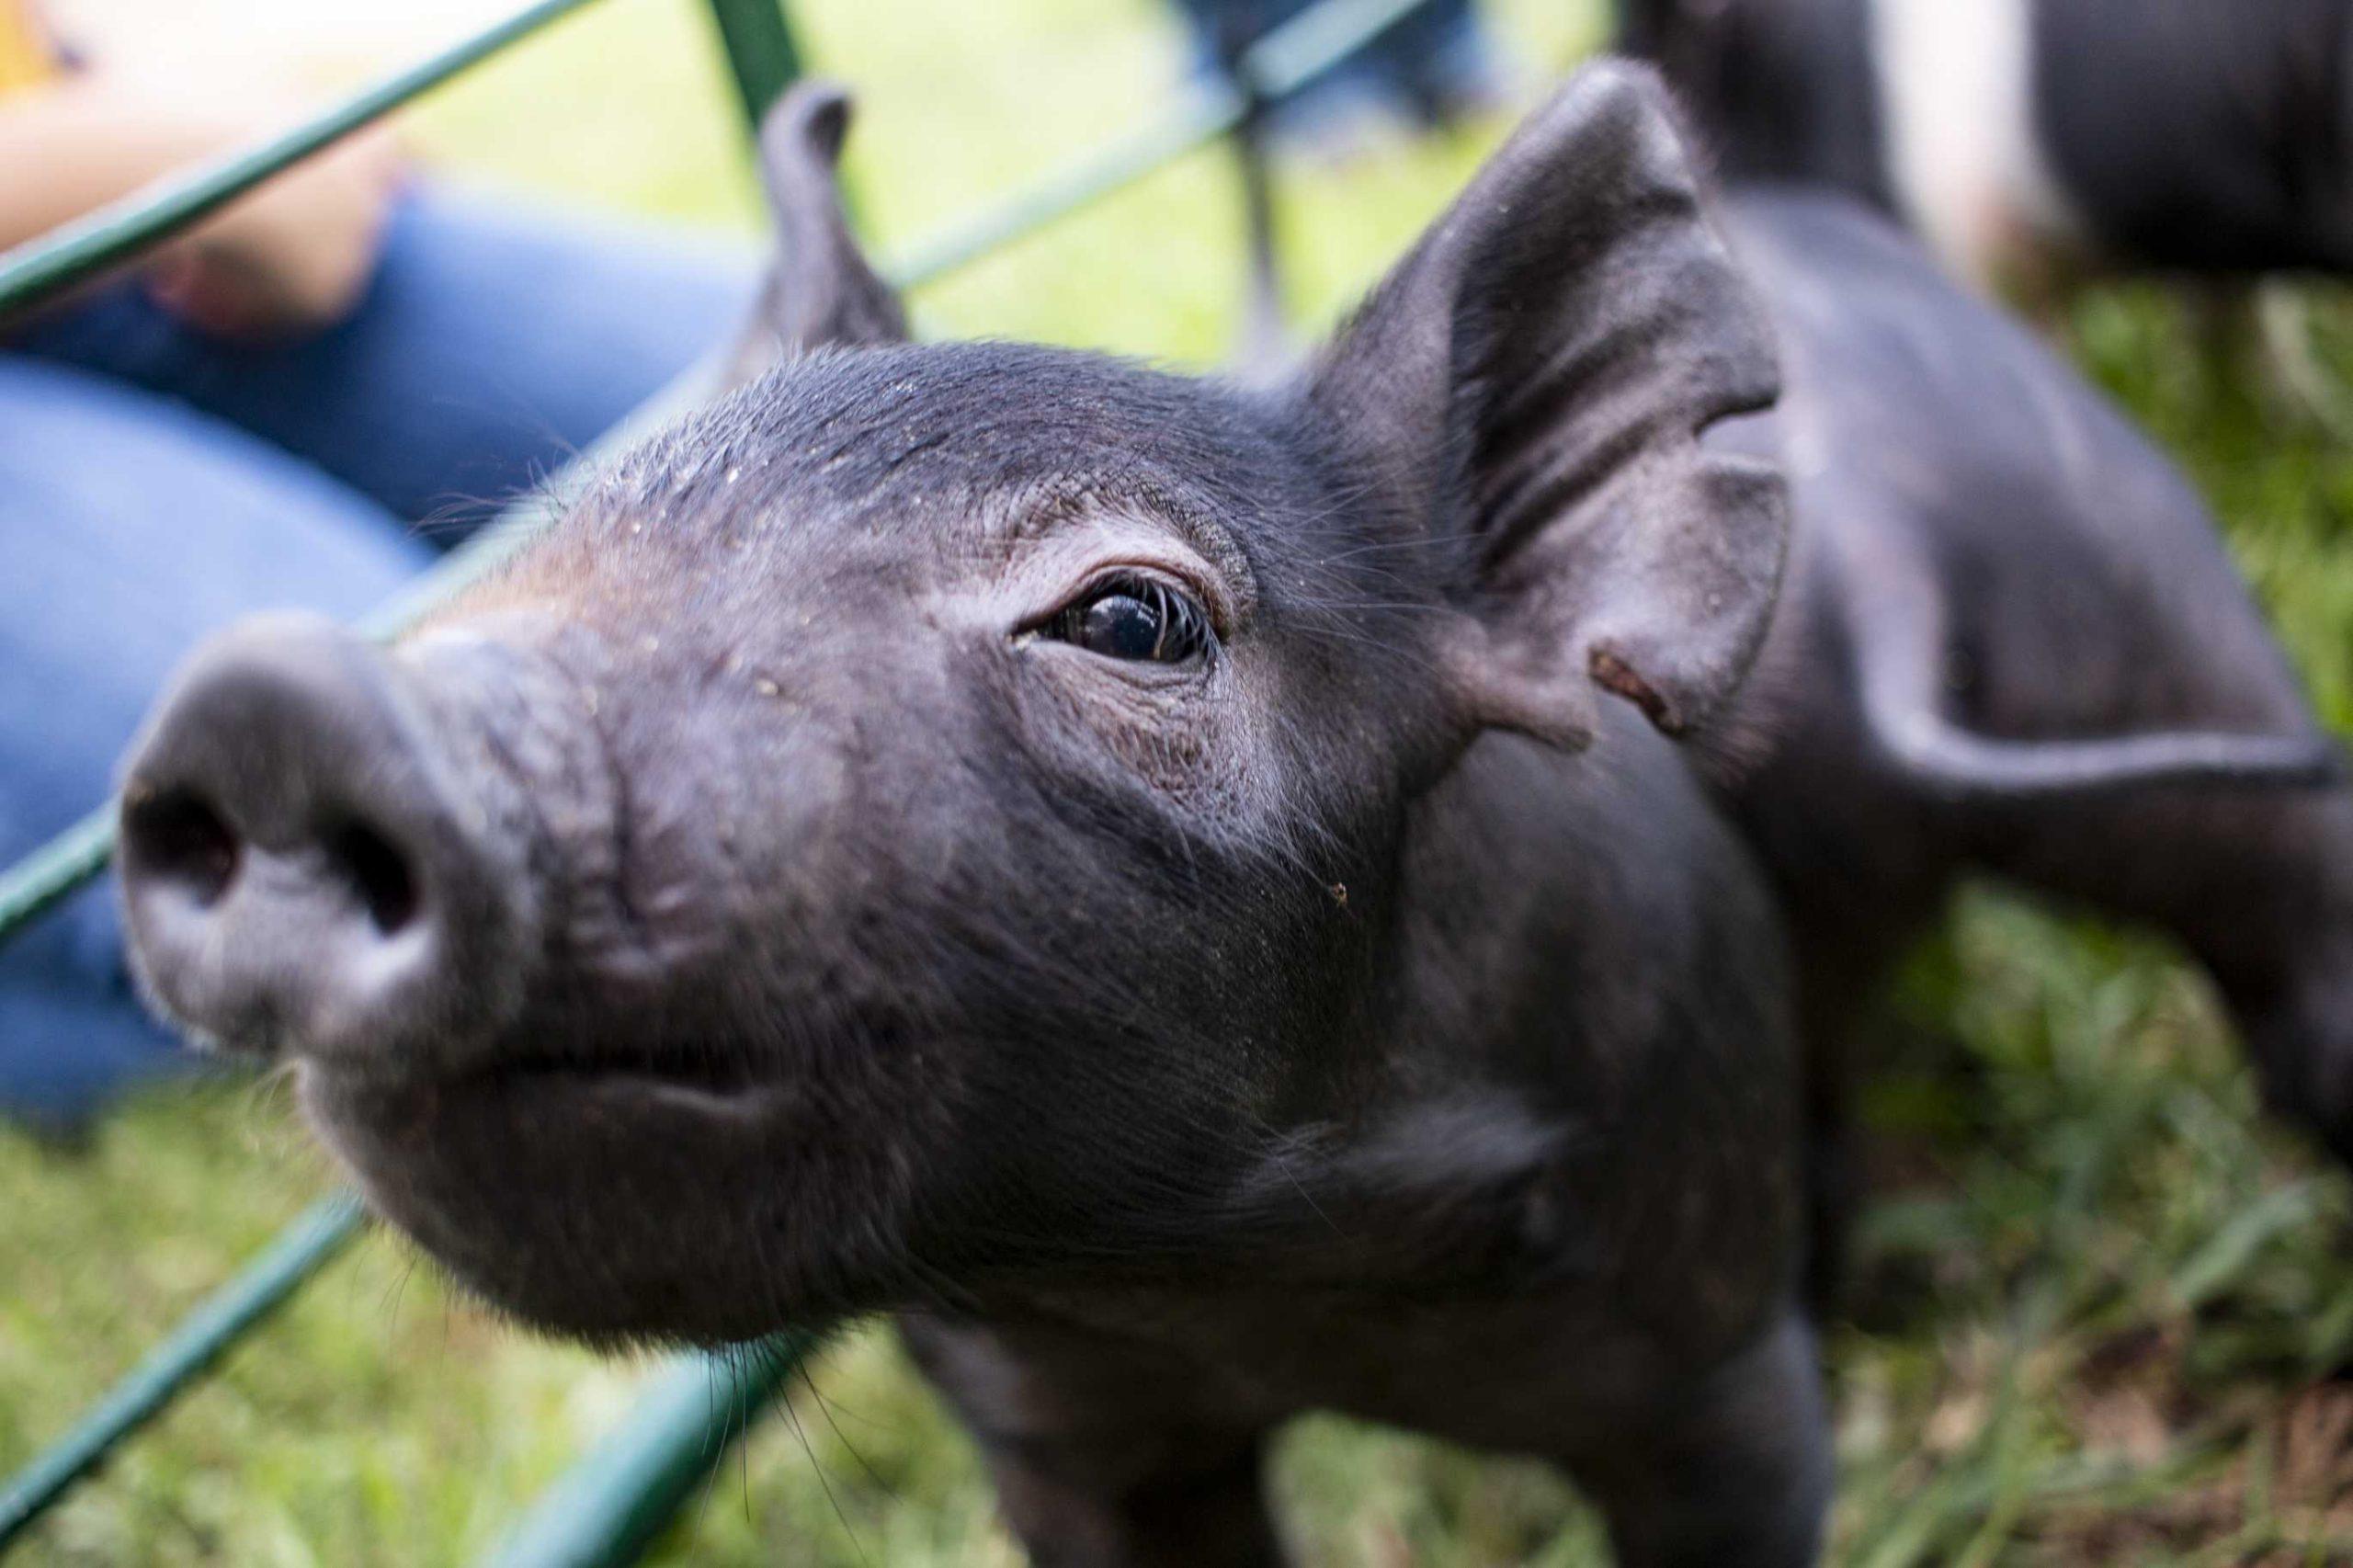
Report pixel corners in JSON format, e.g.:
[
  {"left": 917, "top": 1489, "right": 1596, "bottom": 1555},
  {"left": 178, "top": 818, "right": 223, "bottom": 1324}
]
[{"left": 701, "top": 0, "right": 806, "bottom": 131}]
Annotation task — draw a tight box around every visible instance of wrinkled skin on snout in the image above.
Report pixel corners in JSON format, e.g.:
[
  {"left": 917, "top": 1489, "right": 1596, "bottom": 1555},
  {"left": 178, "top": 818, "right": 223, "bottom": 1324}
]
[{"left": 121, "top": 69, "right": 1836, "bottom": 1564}]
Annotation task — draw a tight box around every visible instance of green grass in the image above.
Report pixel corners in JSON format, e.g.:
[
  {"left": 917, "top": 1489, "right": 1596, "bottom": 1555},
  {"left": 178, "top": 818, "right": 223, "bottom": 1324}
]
[{"left": 6, "top": 0, "right": 2353, "bottom": 1561}]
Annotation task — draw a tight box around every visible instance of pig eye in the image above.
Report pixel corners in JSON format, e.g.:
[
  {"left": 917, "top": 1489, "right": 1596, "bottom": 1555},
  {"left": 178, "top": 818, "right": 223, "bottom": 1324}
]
[{"left": 1048, "top": 575, "right": 1211, "bottom": 665}]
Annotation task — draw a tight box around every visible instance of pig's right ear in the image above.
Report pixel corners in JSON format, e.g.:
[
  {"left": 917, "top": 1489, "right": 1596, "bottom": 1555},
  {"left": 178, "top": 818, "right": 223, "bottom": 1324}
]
[
  {"left": 1303, "top": 62, "right": 1786, "bottom": 752},
  {"left": 725, "top": 81, "right": 907, "bottom": 383}
]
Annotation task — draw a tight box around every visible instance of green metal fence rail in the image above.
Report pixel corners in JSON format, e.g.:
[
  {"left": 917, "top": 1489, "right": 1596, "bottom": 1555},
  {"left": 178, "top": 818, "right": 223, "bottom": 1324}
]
[
  {"left": 0, "top": 0, "right": 598, "bottom": 326},
  {"left": 703, "top": 0, "right": 806, "bottom": 131},
  {"left": 0, "top": 0, "right": 1438, "bottom": 1560},
  {"left": 0, "top": 1194, "right": 367, "bottom": 1546},
  {"left": 483, "top": 1334, "right": 822, "bottom": 1568}
]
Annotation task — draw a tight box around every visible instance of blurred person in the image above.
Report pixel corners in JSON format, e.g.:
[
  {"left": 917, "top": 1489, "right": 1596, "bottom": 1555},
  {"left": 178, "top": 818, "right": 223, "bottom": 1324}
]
[
  {"left": 1169, "top": 0, "right": 1511, "bottom": 153},
  {"left": 0, "top": 0, "right": 751, "bottom": 1131}
]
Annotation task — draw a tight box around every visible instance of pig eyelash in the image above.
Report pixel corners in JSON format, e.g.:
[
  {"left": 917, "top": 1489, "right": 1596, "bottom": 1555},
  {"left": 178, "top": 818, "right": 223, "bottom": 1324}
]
[{"left": 1039, "top": 571, "right": 1215, "bottom": 666}]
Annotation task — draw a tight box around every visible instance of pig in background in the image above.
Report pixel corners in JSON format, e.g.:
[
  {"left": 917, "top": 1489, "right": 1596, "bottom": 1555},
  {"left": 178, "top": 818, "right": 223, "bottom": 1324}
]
[
  {"left": 1614, "top": 0, "right": 2353, "bottom": 307},
  {"left": 114, "top": 62, "right": 2353, "bottom": 1568}
]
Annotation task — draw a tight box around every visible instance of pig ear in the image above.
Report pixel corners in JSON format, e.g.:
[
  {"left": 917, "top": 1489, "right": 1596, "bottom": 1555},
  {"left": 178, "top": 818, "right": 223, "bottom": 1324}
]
[
  {"left": 727, "top": 81, "right": 907, "bottom": 382},
  {"left": 1305, "top": 62, "right": 1786, "bottom": 749}
]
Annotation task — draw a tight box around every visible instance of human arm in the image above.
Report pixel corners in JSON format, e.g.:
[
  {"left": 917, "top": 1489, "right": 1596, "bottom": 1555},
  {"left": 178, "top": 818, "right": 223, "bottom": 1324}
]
[{"left": 0, "top": 74, "right": 406, "bottom": 336}]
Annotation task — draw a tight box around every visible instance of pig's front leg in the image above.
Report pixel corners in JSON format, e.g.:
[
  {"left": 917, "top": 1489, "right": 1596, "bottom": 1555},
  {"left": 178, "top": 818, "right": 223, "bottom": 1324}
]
[
  {"left": 898, "top": 1312, "right": 1284, "bottom": 1567},
  {"left": 1576, "top": 1310, "right": 1833, "bottom": 1568},
  {"left": 976, "top": 1427, "right": 1280, "bottom": 1568}
]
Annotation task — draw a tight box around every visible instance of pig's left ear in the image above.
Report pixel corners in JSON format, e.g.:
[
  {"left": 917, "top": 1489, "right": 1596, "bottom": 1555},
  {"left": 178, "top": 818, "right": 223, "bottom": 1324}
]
[
  {"left": 1305, "top": 62, "right": 1785, "bottom": 748},
  {"left": 726, "top": 81, "right": 908, "bottom": 382}
]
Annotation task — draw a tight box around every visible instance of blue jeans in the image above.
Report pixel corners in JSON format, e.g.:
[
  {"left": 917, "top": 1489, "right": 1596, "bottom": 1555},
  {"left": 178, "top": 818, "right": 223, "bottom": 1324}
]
[
  {"left": 1170, "top": 0, "right": 1495, "bottom": 129},
  {"left": 0, "top": 183, "right": 751, "bottom": 1128}
]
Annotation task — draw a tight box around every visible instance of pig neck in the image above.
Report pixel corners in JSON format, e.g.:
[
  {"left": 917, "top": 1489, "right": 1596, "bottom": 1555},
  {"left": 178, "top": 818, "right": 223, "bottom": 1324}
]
[{"left": 983, "top": 704, "right": 1804, "bottom": 1354}]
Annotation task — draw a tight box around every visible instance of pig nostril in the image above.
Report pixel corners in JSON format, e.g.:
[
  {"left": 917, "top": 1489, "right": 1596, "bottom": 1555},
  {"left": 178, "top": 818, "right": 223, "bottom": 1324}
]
[
  {"left": 325, "top": 819, "right": 422, "bottom": 937},
  {"left": 123, "top": 789, "right": 241, "bottom": 907}
]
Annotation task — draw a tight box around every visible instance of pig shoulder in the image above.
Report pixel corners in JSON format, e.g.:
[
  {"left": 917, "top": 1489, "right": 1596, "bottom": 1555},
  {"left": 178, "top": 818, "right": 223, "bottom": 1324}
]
[{"left": 1390, "top": 703, "right": 1805, "bottom": 1338}]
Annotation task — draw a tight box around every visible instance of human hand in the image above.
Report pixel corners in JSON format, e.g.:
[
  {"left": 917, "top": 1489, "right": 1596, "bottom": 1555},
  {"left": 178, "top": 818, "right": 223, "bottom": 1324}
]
[{"left": 145, "top": 122, "right": 408, "bottom": 341}]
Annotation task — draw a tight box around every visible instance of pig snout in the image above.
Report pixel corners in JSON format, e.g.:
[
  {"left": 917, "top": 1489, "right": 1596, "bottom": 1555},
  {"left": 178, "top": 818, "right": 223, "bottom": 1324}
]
[{"left": 117, "top": 613, "right": 540, "bottom": 1072}]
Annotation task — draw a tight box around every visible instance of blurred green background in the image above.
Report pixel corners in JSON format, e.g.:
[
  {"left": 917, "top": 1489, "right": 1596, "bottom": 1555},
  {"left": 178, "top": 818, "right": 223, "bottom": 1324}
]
[{"left": 6, "top": 0, "right": 2353, "bottom": 1562}]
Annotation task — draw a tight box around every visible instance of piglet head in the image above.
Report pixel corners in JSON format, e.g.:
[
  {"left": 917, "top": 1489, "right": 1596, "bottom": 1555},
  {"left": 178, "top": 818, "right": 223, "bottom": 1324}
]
[{"left": 116, "top": 69, "right": 1784, "bottom": 1342}]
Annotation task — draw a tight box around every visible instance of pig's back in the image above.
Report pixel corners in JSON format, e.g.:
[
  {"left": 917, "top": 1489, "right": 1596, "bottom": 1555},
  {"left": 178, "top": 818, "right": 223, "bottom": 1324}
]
[
  {"left": 2031, "top": 0, "right": 2353, "bottom": 271},
  {"left": 1721, "top": 186, "right": 2308, "bottom": 746}
]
